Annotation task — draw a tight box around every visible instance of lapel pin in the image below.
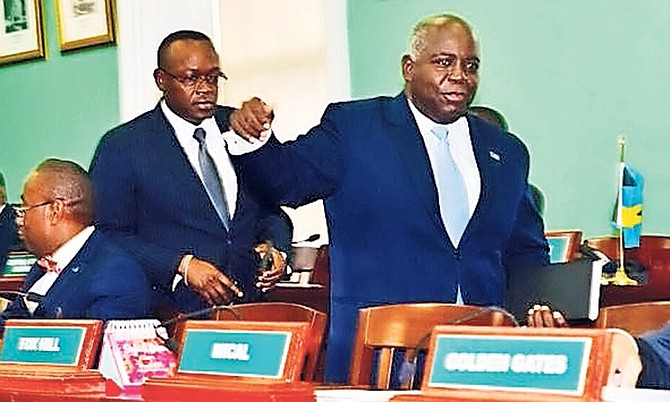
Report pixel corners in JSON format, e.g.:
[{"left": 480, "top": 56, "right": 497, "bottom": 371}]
[
  {"left": 489, "top": 150, "right": 501, "bottom": 161},
  {"left": 71, "top": 266, "right": 80, "bottom": 273}
]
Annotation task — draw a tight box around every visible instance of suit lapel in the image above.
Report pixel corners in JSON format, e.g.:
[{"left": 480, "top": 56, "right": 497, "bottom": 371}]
[
  {"left": 149, "top": 107, "right": 231, "bottom": 231},
  {"left": 464, "top": 115, "right": 505, "bottom": 238},
  {"left": 33, "top": 231, "right": 98, "bottom": 317},
  {"left": 383, "top": 94, "right": 451, "bottom": 243}
]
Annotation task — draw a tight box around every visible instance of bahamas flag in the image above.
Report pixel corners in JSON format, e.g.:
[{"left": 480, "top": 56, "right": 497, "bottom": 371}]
[{"left": 612, "top": 164, "right": 644, "bottom": 248}]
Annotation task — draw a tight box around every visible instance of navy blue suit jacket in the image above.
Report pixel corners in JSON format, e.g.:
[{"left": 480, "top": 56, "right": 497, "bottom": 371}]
[
  {"left": 1, "top": 230, "right": 150, "bottom": 325},
  {"left": 234, "top": 94, "right": 549, "bottom": 382},
  {"left": 90, "top": 105, "right": 289, "bottom": 313},
  {"left": 0, "top": 205, "right": 19, "bottom": 269},
  {"left": 637, "top": 325, "right": 670, "bottom": 389}
]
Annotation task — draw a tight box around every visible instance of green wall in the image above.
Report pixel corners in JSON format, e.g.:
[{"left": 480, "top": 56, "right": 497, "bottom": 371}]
[
  {"left": 347, "top": 0, "right": 670, "bottom": 238},
  {"left": 0, "top": 1, "right": 119, "bottom": 202}
]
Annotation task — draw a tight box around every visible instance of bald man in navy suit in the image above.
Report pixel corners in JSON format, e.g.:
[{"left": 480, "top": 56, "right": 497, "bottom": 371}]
[{"left": 228, "top": 14, "right": 549, "bottom": 383}]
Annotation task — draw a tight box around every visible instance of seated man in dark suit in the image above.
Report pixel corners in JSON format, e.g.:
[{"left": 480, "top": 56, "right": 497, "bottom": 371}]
[
  {"left": 0, "top": 171, "right": 20, "bottom": 270},
  {"left": 0, "top": 159, "right": 150, "bottom": 328}
]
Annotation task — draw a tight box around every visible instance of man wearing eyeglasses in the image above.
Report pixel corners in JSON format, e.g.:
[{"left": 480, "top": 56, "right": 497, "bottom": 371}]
[
  {"left": 1, "top": 159, "right": 150, "bottom": 327},
  {"left": 0, "top": 171, "right": 20, "bottom": 271},
  {"left": 90, "top": 31, "right": 291, "bottom": 318}
]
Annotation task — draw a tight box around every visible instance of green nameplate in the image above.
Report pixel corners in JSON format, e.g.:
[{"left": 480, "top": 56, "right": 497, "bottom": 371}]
[
  {"left": 3, "top": 253, "right": 36, "bottom": 275},
  {"left": 0, "top": 326, "right": 86, "bottom": 365},
  {"left": 427, "top": 334, "right": 591, "bottom": 396},
  {"left": 547, "top": 236, "right": 571, "bottom": 263},
  {"left": 178, "top": 329, "right": 292, "bottom": 378}
]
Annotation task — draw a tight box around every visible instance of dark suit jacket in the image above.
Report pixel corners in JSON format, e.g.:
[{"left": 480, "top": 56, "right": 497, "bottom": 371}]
[
  {"left": 234, "top": 94, "right": 549, "bottom": 382},
  {"left": 637, "top": 325, "right": 670, "bottom": 389},
  {"left": 89, "top": 105, "right": 289, "bottom": 313},
  {"left": 1, "top": 230, "right": 150, "bottom": 325},
  {"left": 0, "top": 205, "right": 19, "bottom": 270}
]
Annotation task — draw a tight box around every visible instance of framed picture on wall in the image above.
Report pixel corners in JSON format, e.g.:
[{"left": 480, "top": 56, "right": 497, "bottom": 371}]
[
  {"left": 56, "top": 0, "right": 116, "bottom": 52},
  {"left": 0, "top": 0, "right": 46, "bottom": 65}
]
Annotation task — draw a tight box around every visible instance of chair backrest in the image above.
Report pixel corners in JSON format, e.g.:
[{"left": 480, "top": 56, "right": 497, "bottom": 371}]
[
  {"left": 595, "top": 301, "right": 670, "bottom": 337},
  {"left": 212, "top": 302, "right": 327, "bottom": 381},
  {"left": 348, "top": 303, "right": 518, "bottom": 389},
  {"left": 545, "top": 230, "right": 583, "bottom": 263}
]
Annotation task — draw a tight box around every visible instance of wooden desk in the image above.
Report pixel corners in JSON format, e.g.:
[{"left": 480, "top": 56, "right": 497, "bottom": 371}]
[
  {"left": 586, "top": 235, "right": 670, "bottom": 307},
  {"left": 0, "top": 275, "right": 24, "bottom": 292},
  {"left": 267, "top": 283, "right": 328, "bottom": 313},
  {"left": 601, "top": 283, "right": 670, "bottom": 306},
  {"left": 267, "top": 245, "right": 330, "bottom": 314}
]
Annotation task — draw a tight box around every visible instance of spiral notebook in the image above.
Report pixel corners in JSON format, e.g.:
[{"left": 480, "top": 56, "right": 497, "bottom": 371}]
[{"left": 98, "top": 319, "right": 177, "bottom": 392}]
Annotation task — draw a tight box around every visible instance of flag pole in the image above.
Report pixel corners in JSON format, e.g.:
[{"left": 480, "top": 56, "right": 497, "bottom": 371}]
[{"left": 612, "top": 135, "right": 637, "bottom": 286}]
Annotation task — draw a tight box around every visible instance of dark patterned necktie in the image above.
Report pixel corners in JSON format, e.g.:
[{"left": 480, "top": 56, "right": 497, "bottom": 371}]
[
  {"left": 193, "top": 127, "right": 231, "bottom": 230},
  {"left": 36, "top": 255, "right": 61, "bottom": 274}
]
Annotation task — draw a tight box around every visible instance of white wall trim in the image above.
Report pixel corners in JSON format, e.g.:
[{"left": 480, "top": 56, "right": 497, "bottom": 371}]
[{"left": 116, "top": 0, "right": 219, "bottom": 122}]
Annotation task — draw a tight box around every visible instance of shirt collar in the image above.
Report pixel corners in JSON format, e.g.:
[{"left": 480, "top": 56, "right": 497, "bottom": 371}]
[
  {"left": 49, "top": 226, "right": 95, "bottom": 270},
  {"left": 160, "top": 100, "right": 220, "bottom": 142},
  {"left": 406, "top": 96, "right": 469, "bottom": 140}
]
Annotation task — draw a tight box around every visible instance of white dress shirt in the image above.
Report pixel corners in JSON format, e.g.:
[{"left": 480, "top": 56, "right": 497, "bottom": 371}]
[
  {"left": 407, "top": 99, "right": 481, "bottom": 218},
  {"left": 26, "top": 226, "right": 95, "bottom": 314},
  {"left": 161, "top": 101, "right": 238, "bottom": 217}
]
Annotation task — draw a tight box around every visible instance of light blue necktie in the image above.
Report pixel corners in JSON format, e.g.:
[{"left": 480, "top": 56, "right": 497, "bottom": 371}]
[
  {"left": 193, "top": 127, "right": 231, "bottom": 230},
  {"left": 432, "top": 125, "right": 469, "bottom": 247}
]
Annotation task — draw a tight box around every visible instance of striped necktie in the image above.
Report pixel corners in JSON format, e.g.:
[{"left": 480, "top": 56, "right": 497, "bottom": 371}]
[{"left": 193, "top": 127, "right": 231, "bottom": 230}]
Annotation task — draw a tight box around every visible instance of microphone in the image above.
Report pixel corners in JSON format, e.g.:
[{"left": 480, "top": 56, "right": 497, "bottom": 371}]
[
  {"left": 155, "top": 304, "right": 242, "bottom": 352},
  {"left": 397, "top": 307, "right": 519, "bottom": 388},
  {"left": 291, "top": 234, "right": 321, "bottom": 244},
  {"left": 158, "top": 304, "right": 241, "bottom": 328},
  {"left": 579, "top": 242, "right": 617, "bottom": 274},
  {"left": 578, "top": 243, "right": 610, "bottom": 262},
  {"left": 0, "top": 291, "right": 45, "bottom": 303}
]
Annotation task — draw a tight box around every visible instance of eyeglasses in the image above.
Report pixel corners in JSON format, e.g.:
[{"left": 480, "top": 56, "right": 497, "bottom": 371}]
[
  {"left": 14, "top": 200, "right": 53, "bottom": 218},
  {"left": 160, "top": 68, "right": 228, "bottom": 87}
]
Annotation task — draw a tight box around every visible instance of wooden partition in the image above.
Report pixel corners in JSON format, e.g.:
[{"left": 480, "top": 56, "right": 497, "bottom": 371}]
[{"left": 585, "top": 235, "right": 670, "bottom": 306}]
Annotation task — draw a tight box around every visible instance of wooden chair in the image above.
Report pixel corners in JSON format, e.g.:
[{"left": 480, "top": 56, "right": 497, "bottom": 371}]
[
  {"left": 212, "top": 302, "right": 327, "bottom": 381},
  {"left": 348, "top": 303, "right": 518, "bottom": 389},
  {"left": 595, "top": 301, "right": 670, "bottom": 337},
  {"left": 545, "top": 230, "right": 583, "bottom": 263},
  {"left": 585, "top": 235, "right": 670, "bottom": 306}
]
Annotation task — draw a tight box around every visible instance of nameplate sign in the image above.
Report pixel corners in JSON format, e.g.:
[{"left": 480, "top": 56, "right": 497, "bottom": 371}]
[
  {"left": 3, "top": 252, "right": 36, "bottom": 275},
  {"left": 0, "top": 320, "right": 103, "bottom": 370},
  {"left": 422, "top": 326, "right": 613, "bottom": 400},
  {"left": 547, "top": 236, "right": 572, "bottom": 263},
  {"left": 176, "top": 321, "right": 309, "bottom": 382}
]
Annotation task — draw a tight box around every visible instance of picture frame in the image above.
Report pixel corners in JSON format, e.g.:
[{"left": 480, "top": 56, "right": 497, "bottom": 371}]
[
  {"left": 0, "top": 0, "right": 46, "bottom": 65},
  {"left": 56, "top": 0, "right": 116, "bottom": 52}
]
